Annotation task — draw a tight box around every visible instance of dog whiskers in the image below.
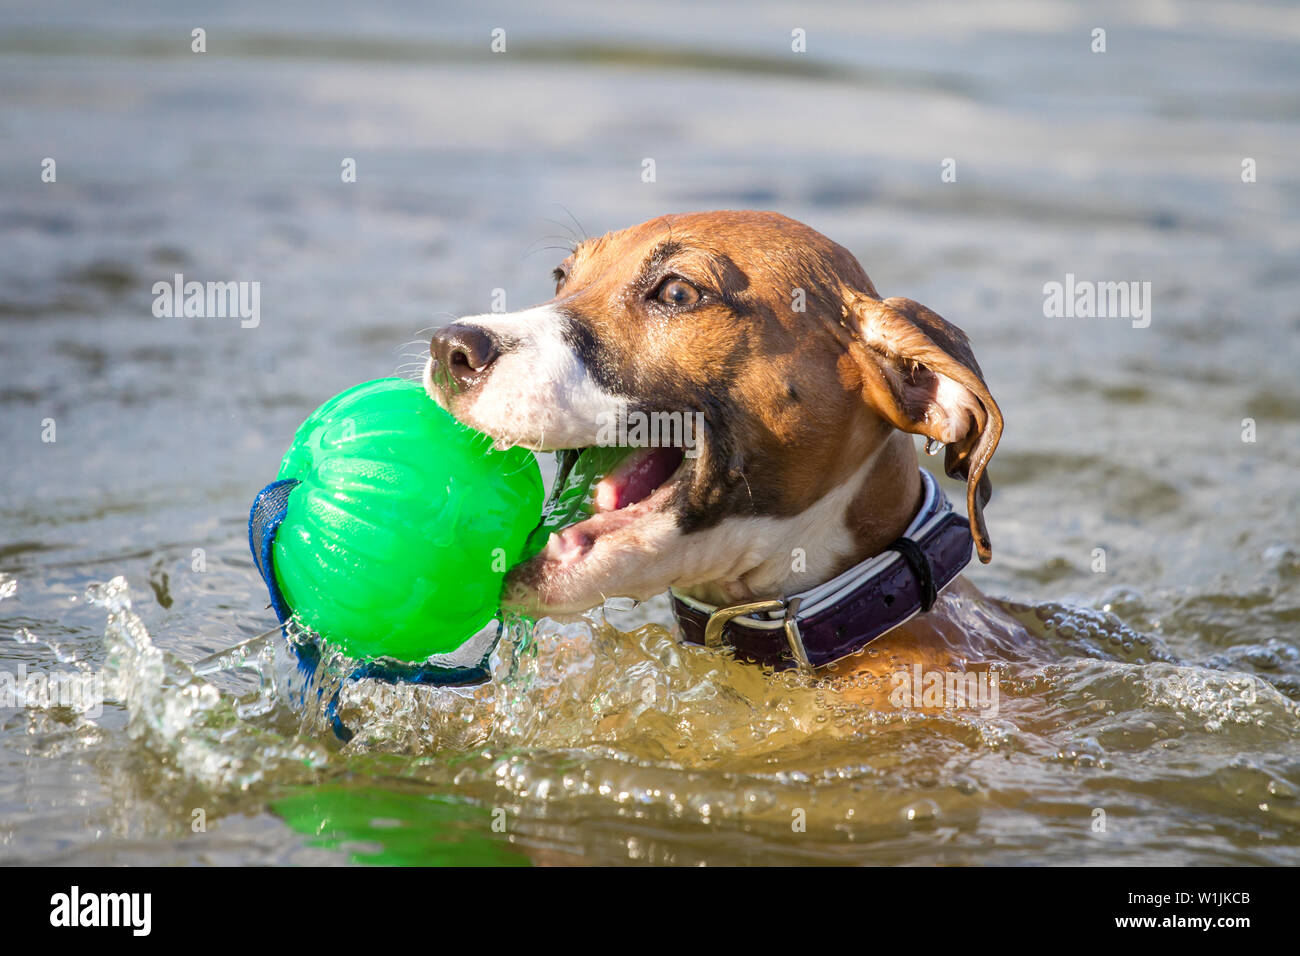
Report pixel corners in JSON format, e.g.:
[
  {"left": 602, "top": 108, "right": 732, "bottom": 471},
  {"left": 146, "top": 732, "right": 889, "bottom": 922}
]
[{"left": 555, "top": 203, "right": 588, "bottom": 243}]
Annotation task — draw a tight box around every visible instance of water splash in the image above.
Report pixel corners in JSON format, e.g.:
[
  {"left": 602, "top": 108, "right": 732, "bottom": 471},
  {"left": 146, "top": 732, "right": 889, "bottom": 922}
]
[
  {"left": 87, "top": 576, "right": 329, "bottom": 790},
  {"left": 43, "top": 575, "right": 1300, "bottom": 862}
]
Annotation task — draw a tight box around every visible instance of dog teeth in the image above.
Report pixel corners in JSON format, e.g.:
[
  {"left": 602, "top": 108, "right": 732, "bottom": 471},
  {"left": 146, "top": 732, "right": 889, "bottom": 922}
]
[
  {"left": 548, "top": 527, "right": 592, "bottom": 565},
  {"left": 548, "top": 530, "right": 578, "bottom": 560}
]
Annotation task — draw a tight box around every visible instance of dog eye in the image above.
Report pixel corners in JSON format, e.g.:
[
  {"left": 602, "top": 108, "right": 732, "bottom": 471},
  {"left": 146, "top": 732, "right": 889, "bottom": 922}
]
[{"left": 655, "top": 278, "right": 700, "bottom": 308}]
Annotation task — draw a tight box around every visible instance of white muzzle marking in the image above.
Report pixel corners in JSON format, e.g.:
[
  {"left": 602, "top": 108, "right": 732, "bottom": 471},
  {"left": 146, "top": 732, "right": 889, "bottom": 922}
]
[{"left": 424, "top": 305, "right": 624, "bottom": 450}]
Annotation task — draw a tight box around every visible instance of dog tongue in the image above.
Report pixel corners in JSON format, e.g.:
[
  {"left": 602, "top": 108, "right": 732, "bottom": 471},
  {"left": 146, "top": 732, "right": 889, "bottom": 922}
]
[{"left": 594, "top": 447, "right": 684, "bottom": 512}]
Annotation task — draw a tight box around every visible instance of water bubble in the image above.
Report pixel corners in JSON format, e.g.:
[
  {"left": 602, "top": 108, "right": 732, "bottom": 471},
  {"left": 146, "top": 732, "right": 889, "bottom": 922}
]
[
  {"left": 904, "top": 799, "right": 940, "bottom": 824},
  {"left": 1267, "top": 779, "right": 1297, "bottom": 800}
]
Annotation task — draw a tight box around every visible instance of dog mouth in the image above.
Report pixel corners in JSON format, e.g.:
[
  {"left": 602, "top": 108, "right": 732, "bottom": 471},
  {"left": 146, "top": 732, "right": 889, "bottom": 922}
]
[
  {"left": 422, "top": 357, "right": 701, "bottom": 609},
  {"left": 507, "top": 442, "right": 690, "bottom": 602},
  {"left": 535, "top": 443, "right": 687, "bottom": 558}
]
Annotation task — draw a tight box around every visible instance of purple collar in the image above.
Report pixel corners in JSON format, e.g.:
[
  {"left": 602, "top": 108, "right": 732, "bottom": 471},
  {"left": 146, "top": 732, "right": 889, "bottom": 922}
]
[{"left": 670, "top": 470, "right": 973, "bottom": 671}]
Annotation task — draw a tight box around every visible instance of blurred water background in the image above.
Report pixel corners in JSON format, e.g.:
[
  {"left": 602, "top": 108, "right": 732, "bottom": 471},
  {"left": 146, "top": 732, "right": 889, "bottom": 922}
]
[{"left": 1, "top": 0, "right": 1299, "bottom": 864}]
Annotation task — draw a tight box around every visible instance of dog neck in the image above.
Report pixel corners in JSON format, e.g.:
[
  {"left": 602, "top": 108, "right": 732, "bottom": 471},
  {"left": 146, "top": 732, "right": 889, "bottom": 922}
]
[
  {"left": 844, "top": 430, "right": 925, "bottom": 563},
  {"left": 675, "top": 431, "right": 927, "bottom": 606}
]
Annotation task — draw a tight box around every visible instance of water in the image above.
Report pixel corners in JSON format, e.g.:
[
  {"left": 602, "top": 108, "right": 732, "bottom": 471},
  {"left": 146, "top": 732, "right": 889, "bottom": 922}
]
[{"left": 2, "top": 0, "right": 1299, "bottom": 865}]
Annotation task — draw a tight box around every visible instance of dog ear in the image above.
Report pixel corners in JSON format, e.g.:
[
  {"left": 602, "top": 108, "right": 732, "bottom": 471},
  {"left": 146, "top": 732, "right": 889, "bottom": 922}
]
[{"left": 841, "top": 293, "right": 1003, "bottom": 562}]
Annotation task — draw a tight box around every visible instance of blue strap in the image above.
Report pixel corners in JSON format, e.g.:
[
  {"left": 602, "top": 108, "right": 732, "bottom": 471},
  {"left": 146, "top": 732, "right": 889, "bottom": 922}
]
[
  {"left": 249, "top": 479, "right": 299, "bottom": 625},
  {"left": 247, "top": 479, "right": 497, "bottom": 740}
]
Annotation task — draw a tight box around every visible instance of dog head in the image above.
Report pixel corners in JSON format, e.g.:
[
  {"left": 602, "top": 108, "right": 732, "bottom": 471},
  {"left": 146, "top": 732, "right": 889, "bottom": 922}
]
[{"left": 424, "top": 211, "right": 1001, "bottom": 617}]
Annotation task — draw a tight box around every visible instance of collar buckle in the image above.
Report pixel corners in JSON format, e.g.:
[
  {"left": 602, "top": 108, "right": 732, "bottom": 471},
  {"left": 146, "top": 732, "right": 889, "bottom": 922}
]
[{"left": 703, "top": 596, "right": 812, "bottom": 672}]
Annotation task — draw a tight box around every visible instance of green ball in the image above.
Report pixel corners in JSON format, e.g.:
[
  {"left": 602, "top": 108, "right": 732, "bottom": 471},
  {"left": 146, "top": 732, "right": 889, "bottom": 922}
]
[{"left": 271, "top": 378, "right": 543, "bottom": 662}]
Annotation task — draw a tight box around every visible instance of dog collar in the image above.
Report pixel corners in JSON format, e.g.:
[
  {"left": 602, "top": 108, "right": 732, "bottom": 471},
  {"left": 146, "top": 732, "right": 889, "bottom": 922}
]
[{"left": 670, "top": 469, "right": 973, "bottom": 671}]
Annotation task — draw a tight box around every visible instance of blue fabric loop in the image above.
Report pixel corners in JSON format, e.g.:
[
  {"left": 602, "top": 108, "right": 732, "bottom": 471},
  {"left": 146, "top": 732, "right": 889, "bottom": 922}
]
[{"left": 247, "top": 479, "right": 498, "bottom": 740}]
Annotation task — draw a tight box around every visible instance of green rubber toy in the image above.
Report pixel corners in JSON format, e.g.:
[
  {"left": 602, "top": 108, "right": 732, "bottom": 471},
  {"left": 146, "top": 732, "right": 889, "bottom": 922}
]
[
  {"left": 271, "top": 378, "right": 543, "bottom": 662},
  {"left": 523, "top": 445, "right": 634, "bottom": 558}
]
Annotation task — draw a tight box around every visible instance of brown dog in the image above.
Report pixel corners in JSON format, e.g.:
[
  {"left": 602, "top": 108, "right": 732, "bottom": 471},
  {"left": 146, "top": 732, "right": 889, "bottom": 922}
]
[{"left": 424, "top": 211, "right": 1032, "bottom": 702}]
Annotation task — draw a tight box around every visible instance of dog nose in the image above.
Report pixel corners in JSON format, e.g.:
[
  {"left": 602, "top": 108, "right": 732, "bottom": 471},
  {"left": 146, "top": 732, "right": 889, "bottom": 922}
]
[{"left": 430, "top": 323, "right": 500, "bottom": 390}]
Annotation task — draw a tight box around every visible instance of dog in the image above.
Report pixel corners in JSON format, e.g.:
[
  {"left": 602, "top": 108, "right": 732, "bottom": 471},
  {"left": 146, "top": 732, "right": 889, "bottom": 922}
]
[{"left": 424, "top": 211, "right": 1033, "bottom": 698}]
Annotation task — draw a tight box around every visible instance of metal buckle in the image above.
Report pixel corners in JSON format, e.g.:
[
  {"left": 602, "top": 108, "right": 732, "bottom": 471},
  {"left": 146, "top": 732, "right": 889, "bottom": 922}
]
[{"left": 702, "top": 596, "right": 812, "bottom": 672}]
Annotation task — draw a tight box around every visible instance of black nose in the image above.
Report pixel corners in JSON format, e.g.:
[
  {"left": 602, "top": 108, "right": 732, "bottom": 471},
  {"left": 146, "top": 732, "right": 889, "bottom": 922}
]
[{"left": 430, "top": 323, "right": 500, "bottom": 391}]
